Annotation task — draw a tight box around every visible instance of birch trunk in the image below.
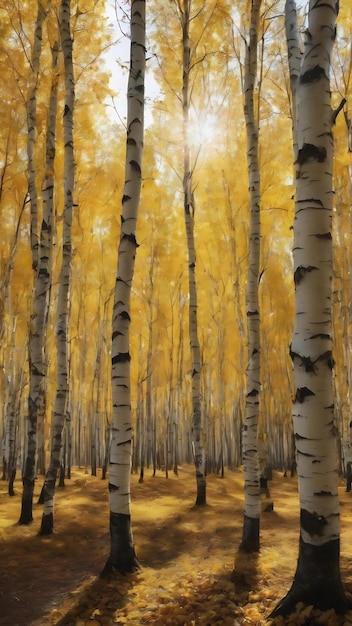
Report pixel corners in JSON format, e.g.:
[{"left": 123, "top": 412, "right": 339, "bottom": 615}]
[
  {"left": 181, "top": 0, "right": 206, "bottom": 506},
  {"left": 240, "top": 0, "right": 262, "bottom": 552},
  {"left": 5, "top": 318, "right": 22, "bottom": 495},
  {"left": 1, "top": 195, "right": 26, "bottom": 488},
  {"left": 101, "top": 0, "right": 145, "bottom": 576},
  {"left": 272, "top": 0, "right": 350, "bottom": 615},
  {"left": 19, "top": 1, "right": 49, "bottom": 525},
  {"left": 285, "top": 0, "right": 301, "bottom": 162},
  {"left": 40, "top": 1, "right": 74, "bottom": 536}
]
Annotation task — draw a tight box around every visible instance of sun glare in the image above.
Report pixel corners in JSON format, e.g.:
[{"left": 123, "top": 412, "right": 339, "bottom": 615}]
[{"left": 188, "top": 110, "right": 218, "bottom": 152}]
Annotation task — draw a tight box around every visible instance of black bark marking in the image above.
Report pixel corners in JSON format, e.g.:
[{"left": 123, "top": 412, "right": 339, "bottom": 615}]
[
  {"left": 297, "top": 197, "right": 323, "bottom": 206},
  {"left": 122, "top": 194, "right": 131, "bottom": 203},
  {"left": 119, "top": 310, "right": 131, "bottom": 321},
  {"left": 315, "top": 232, "right": 332, "bottom": 239},
  {"left": 316, "top": 350, "right": 334, "bottom": 370},
  {"left": 247, "top": 309, "right": 259, "bottom": 316},
  {"left": 270, "top": 536, "right": 351, "bottom": 617},
  {"left": 130, "top": 159, "right": 141, "bottom": 174},
  {"left": 295, "top": 387, "right": 315, "bottom": 403},
  {"left": 294, "top": 265, "right": 318, "bottom": 285},
  {"left": 240, "top": 513, "right": 260, "bottom": 553},
  {"left": 31, "top": 364, "right": 44, "bottom": 377},
  {"left": 108, "top": 482, "right": 119, "bottom": 492},
  {"left": 38, "top": 512, "right": 54, "bottom": 536},
  {"left": 300, "top": 65, "right": 326, "bottom": 84},
  {"left": 128, "top": 118, "right": 141, "bottom": 132},
  {"left": 112, "top": 330, "right": 123, "bottom": 340},
  {"left": 100, "top": 512, "right": 140, "bottom": 577},
  {"left": 117, "top": 438, "right": 132, "bottom": 446},
  {"left": 112, "top": 352, "right": 131, "bottom": 365},
  {"left": 38, "top": 266, "right": 50, "bottom": 278},
  {"left": 296, "top": 143, "right": 327, "bottom": 165},
  {"left": 300, "top": 356, "right": 316, "bottom": 373},
  {"left": 301, "top": 508, "right": 327, "bottom": 536},
  {"left": 247, "top": 388, "right": 259, "bottom": 397},
  {"left": 122, "top": 232, "right": 139, "bottom": 247}
]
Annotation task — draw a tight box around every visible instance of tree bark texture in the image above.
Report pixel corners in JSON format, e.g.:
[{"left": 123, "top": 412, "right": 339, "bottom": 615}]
[
  {"left": 19, "top": 0, "right": 48, "bottom": 526},
  {"left": 272, "top": 0, "right": 350, "bottom": 616},
  {"left": 285, "top": 0, "right": 301, "bottom": 161},
  {"left": 102, "top": 0, "right": 145, "bottom": 575},
  {"left": 40, "top": 1, "right": 73, "bottom": 535},
  {"left": 180, "top": 0, "right": 207, "bottom": 507},
  {"left": 240, "top": 0, "right": 262, "bottom": 553}
]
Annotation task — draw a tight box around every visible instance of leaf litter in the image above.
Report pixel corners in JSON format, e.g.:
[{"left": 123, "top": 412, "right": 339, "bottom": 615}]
[{"left": 1, "top": 465, "right": 352, "bottom": 625}]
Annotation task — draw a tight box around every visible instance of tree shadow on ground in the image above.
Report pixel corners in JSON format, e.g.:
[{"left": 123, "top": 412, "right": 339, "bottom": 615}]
[
  {"left": 55, "top": 571, "right": 138, "bottom": 626},
  {"left": 231, "top": 548, "right": 260, "bottom": 603},
  {"left": 54, "top": 566, "right": 245, "bottom": 626},
  {"left": 43, "top": 501, "right": 244, "bottom": 625},
  {"left": 136, "top": 503, "right": 239, "bottom": 569}
]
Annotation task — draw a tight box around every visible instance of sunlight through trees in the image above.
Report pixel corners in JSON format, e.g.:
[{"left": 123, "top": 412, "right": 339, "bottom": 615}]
[{"left": 1, "top": 0, "right": 352, "bottom": 621}]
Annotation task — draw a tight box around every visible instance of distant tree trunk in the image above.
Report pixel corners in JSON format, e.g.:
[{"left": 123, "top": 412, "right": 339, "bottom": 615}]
[
  {"left": 0, "top": 190, "right": 26, "bottom": 490},
  {"left": 101, "top": 0, "right": 145, "bottom": 576},
  {"left": 66, "top": 415, "right": 72, "bottom": 479},
  {"left": 6, "top": 356, "right": 22, "bottom": 497},
  {"left": 58, "top": 426, "right": 67, "bottom": 487},
  {"left": 3, "top": 317, "right": 21, "bottom": 495},
  {"left": 285, "top": 0, "right": 301, "bottom": 162},
  {"left": 240, "top": 0, "right": 262, "bottom": 553},
  {"left": 102, "top": 421, "right": 110, "bottom": 480},
  {"left": 272, "top": 0, "right": 350, "bottom": 616},
  {"left": 180, "top": 0, "right": 206, "bottom": 506},
  {"left": 19, "top": 1, "right": 49, "bottom": 526},
  {"left": 91, "top": 415, "right": 97, "bottom": 477},
  {"left": 145, "top": 250, "right": 156, "bottom": 474},
  {"left": 39, "top": 0, "right": 74, "bottom": 536}
]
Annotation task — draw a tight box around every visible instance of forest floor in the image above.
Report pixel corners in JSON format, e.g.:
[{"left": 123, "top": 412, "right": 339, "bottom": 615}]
[{"left": 2, "top": 467, "right": 352, "bottom": 626}]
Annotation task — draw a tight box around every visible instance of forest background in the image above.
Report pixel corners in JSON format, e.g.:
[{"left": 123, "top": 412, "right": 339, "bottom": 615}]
[{"left": 1, "top": 0, "right": 352, "bottom": 489}]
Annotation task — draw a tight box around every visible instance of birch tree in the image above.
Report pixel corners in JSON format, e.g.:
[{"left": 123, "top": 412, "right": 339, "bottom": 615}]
[
  {"left": 19, "top": 0, "right": 49, "bottom": 525},
  {"left": 285, "top": 0, "right": 301, "bottom": 161},
  {"left": 240, "top": 0, "right": 262, "bottom": 553},
  {"left": 101, "top": 0, "right": 145, "bottom": 575},
  {"left": 180, "top": 0, "right": 206, "bottom": 506},
  {"left": 40, "top": 0, "right": 74, "bottom": 536},
  {"left": 272, "top": 0, "right": 351, "bottom": 615}
]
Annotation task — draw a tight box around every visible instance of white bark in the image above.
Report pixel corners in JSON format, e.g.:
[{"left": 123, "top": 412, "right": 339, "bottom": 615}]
[
  {"left": 293, "top": 0, "right": 339, "bottom": 547},
  {"left": 40, "top": 1, "right": 74, "bottom": 533},
  {"left": 27, "top": 1, "right": 48, "bottom": 272},
  {"left": 180, "top": 0, "right": 206, "bottom": 505},
  {"left": 110, "top": 0, "right": 145, "bottom": 517},
  {"left": 241, "top": 0, "right": 262, "bottom": 542},
  {"left": 20, "top": 0, "right": 49, "bottom": 525},
  {"left": 271, "top": 3, "right": 348, "bottom": 615},
  {"left": 285, "top": 0, "right": 301, "bottom": 160}
]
